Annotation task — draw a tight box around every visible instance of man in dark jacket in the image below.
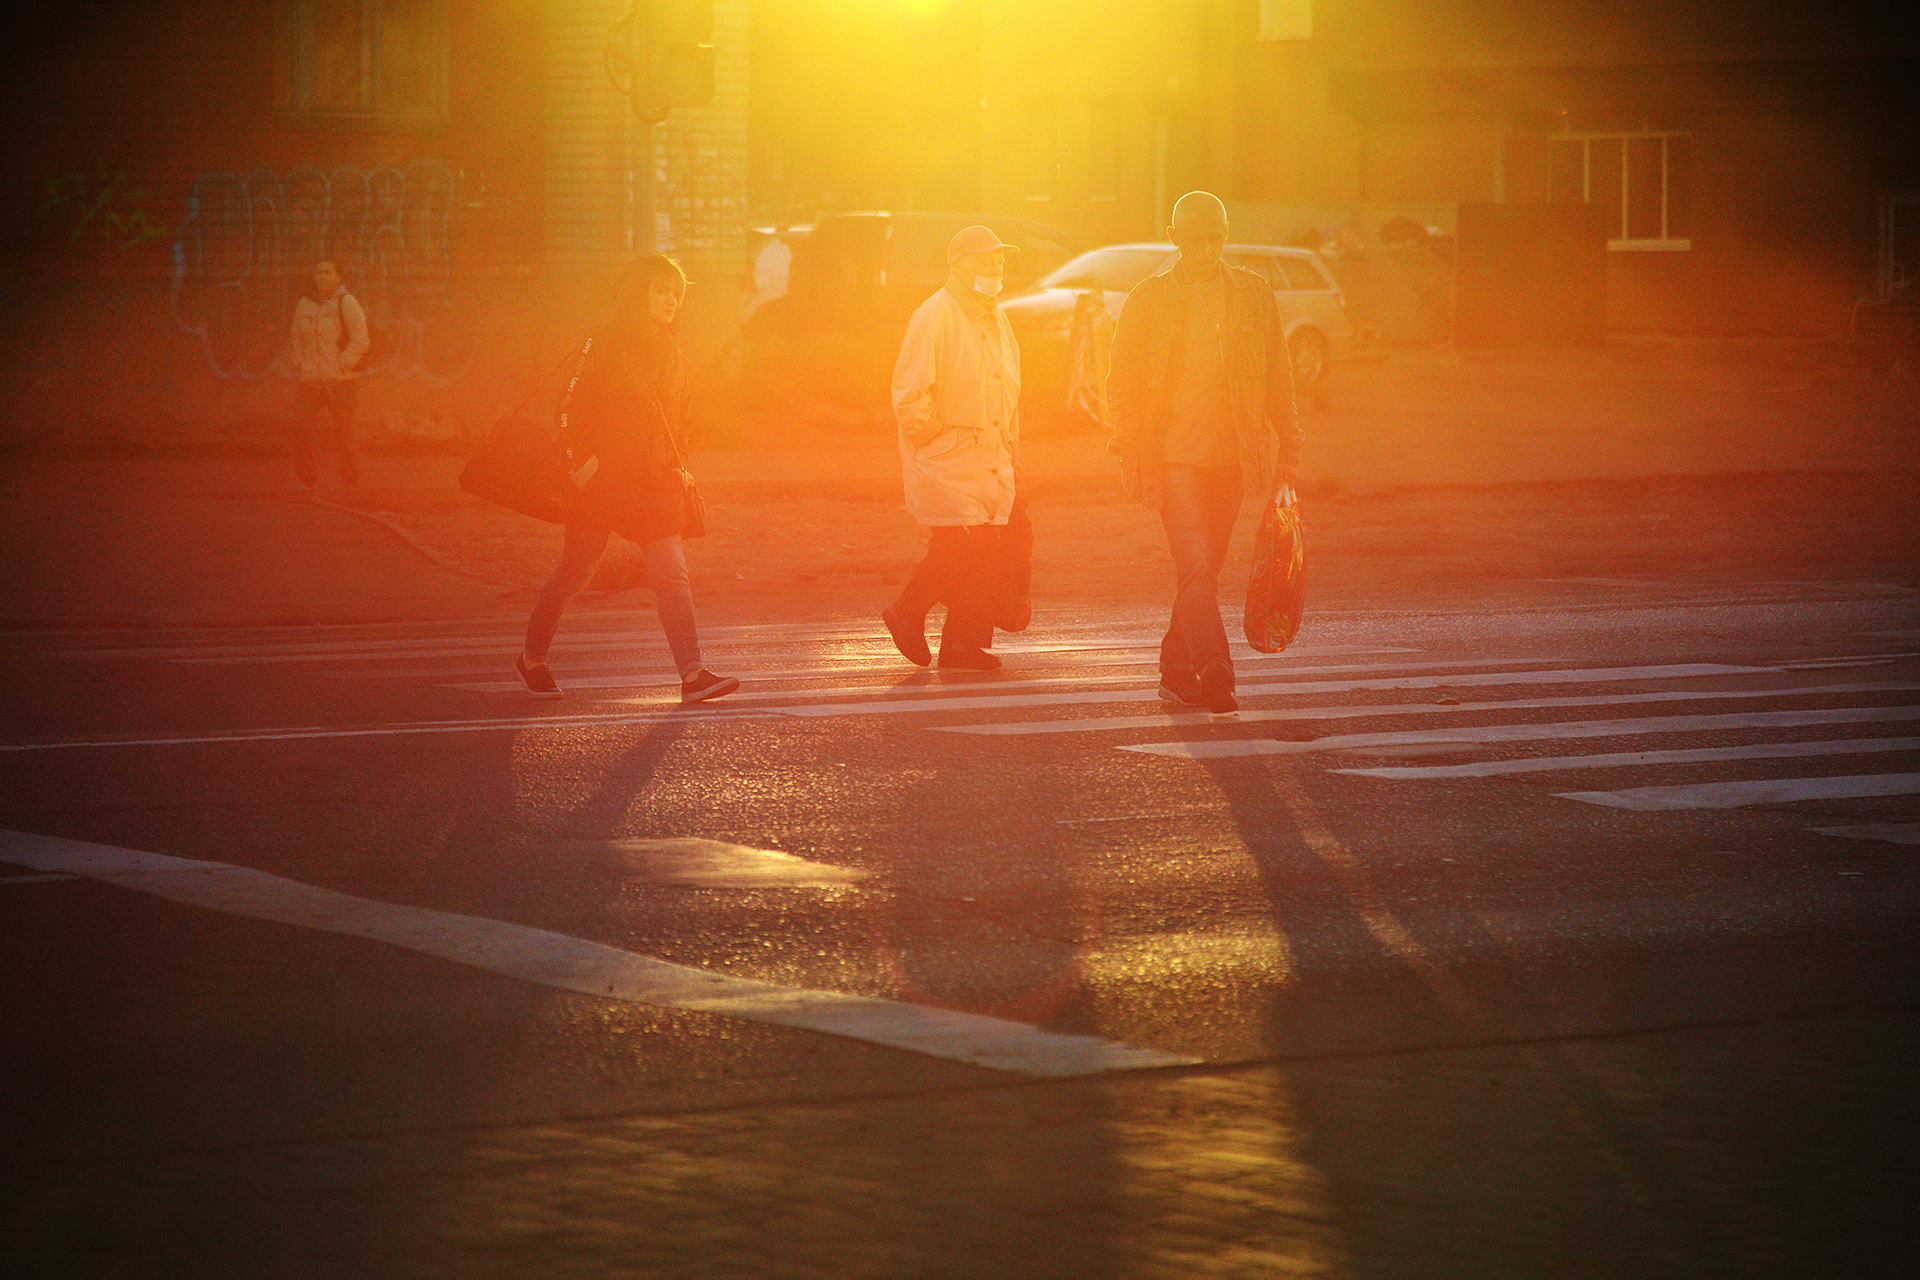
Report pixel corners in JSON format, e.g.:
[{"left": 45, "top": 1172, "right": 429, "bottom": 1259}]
[{"left": 1107, "top": 191, "right": 1302, "bottom": 714}]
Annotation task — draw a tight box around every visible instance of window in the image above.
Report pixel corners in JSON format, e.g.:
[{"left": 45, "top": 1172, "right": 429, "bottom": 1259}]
[
  {"left": 1037, "top": 248, "right": 1175, "bottom": 294},
  {"left": 282, "top": 0, "right": 448, "bottom": 126},
  {"left": 1276, "top": 254, "right": 1333, "bottom": 291},
  {"left": 1024, "top": 102, "right": 1056, "bottom": 200},
  {"left": 1087, "top": 100, "right": 1121, "bottom": 201},
  {"left": 1224, "top": 252, "right": 1280, "bottom": 286},
  {"left": 1257, "top": 0, "right": 1312, "bottom": 41},
  {"left": 1549, "top": 131, "right": 1691, "bottom": 249}
]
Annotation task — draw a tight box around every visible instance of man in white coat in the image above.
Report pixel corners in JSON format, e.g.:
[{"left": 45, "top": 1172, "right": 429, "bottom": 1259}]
[{"left": 882, "top": 225, "right": 1022, "bottom": 671}]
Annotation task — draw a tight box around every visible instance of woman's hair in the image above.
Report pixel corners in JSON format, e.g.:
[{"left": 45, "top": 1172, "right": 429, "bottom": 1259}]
[{"left": 613, "top": 254, "right": 689, "bottom": 319}]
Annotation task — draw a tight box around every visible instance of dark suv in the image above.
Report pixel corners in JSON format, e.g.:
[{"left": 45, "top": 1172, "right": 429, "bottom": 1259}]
[{"left": 743, "top": 211, "right": 1077, "bottom": 408}]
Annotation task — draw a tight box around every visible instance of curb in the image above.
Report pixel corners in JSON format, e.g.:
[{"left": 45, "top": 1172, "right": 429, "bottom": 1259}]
[{"left": 297, "top": 495, "right": 525, "bottom": 590}]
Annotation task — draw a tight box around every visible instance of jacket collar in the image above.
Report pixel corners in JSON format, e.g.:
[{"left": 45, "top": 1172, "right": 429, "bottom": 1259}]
[{"left": 943, "top": 270, "right": 998, "bottom": 322}]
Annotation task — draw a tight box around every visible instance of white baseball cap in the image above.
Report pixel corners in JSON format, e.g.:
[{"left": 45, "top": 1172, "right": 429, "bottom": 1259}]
[{"left": 946, "top": 225, "right": 1020, "bottom": 265}]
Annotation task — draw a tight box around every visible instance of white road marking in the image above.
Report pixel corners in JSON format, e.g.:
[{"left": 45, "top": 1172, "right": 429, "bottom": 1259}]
[
  {"left": 397, "top": 644, "right": 1418, "bottom": 686},
  {"left": 567, "top": 838, "right": 869, "bottom": 889},
  {"left": 12, "top": 671, "right": 1906, "bottom": 757},
  {"left": 0, "top": 830, "right": 1194, "bottom": 1077},
  {"left": 1333, "top": 736, "right": 1920, "bottom": 780},
  {"left": 1814, "top": 822, "right": 1920, "bottom": 845},
  {"left": 0, "top": 707, "right": 778, "bottom": 753},
  {"left": 454, "top": 655, "right": 1571, "bottom": 698},
  {"left": 1557, "top": 773, "right": 1920, "bottom": 811},
  {"left": 1121, "top": 705, "right": 1920, "bottom": 759},
  {"left": 935, "top": 682, "right": 1920, "bottom": 737},
  {"left": 760, "top": 662, "right": 1782, "bottom": 721}
]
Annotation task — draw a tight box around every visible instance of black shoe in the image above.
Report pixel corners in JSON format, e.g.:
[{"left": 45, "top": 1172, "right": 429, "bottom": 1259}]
[
  {"left": 680, "top": 669, "right": 740, "bottom": 704},
  {"left": 937, "top": 645, "right": 1001, "bottom": 671},
  {"left": 516, "top": 652, "right": 563, "bottom": 699},
  {"left": 882, "top": 605, "right": 931, "bottom": 666},
  {"left": 1199, "top": 658, "right": 1237, "bottom": 714},
  {"left": 1157, "top": 671, "right": 1206, "bottom": 707}
]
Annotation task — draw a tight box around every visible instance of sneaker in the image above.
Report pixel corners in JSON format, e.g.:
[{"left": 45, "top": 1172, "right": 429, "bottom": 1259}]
[
  {"left": 882, "top": 605, "right": 931, "bottom": 666},
  {"left": 1157, "top": 671, "right": 1206, "bottom": 707},
  {"left": 1198, "top": 658, "right": 1238, "bottom": 715},
  {"left": 937, "top": 645, "right": 1001, "bottom": 671},
  {"left": 515, "top": 652, "right": 563, "bottom": 699},
  {"left": 681, "top": 669, "right": 740, "bottom": 704}
]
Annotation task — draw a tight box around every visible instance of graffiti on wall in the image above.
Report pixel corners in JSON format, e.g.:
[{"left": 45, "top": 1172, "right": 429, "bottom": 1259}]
[
  {"left": 171, "top": 162, "right": 479, "bottom": 383},
  {"left": 42, "top": 161, "right": 168, "bottom": 255}
]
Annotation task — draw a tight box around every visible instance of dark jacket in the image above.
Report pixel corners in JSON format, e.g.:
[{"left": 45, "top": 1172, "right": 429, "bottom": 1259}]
[
  {"left": 560, "top": 325, "right": 691, "bottom": 545},
  {"left": 1106, "top": 260, "right": 1302, "bottom": 511}
]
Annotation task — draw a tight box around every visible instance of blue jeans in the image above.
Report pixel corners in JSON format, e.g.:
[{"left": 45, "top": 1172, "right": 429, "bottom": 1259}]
[
  {"left": 525, "top": 525, "right": 702, "bottom": 678},
  {"left": 1159, "top": 464, "right": 1242, "bottom": 678}
]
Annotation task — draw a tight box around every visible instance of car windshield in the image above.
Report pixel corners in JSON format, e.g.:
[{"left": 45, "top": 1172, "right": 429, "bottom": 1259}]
[{"left": 1037, "top": 248, "right": 1171, "bottom": 293}]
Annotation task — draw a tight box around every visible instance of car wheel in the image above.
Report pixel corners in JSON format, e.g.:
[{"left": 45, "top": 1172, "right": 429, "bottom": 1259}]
[{"left": 1288, "top": 329, "right": 1328, "bottom": 387}]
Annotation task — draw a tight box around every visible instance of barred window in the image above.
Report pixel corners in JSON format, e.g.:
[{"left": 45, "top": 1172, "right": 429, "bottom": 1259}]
[
  {"left": 1087, "top": 100, "right": 1121, "bottom": 201},
  {"left": 282, "top": 0, "right": 448, "bottom": 127},
  {"left": 1257, "top": 0, "right": 1312, "bottom": 41},
  {"left": 1025, "top": 102, "right": 1056, "bottom": 201},
  {"left": 1550, "top": 131, "right": 1691, "bottom": 249}
]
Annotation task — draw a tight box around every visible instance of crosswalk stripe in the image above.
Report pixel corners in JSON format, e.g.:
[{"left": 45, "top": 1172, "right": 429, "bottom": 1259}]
[
  {"left": 1557, "top": 773, "right": 1920, "bottom": 811},
  {"left": 1814, "top": 822, "right": 1920, "bottom": 845},
  {"left": 760, "top": 663, "right": 1784, "bottom": 720},
  {"left": 1333, "top": 736, "right": 1920, "bottom": 780},
  {"left": 344, "top": 644, "right": 1419, "bottom": 683},
  {"left": 0, "top": 830, "right": 1194, "bottom": 1077},
  {"left": 934, "top": 682, "right": 1920, "bottom": 736},
  {"left": 1120, "top": 705, "right": 1920, "bottom": 759},
  {"left": 0, "top": 707, "right": 779, "bottom": 753},
  {"left": 450, "top": 655, "right": 1573, "bottom": 698}
]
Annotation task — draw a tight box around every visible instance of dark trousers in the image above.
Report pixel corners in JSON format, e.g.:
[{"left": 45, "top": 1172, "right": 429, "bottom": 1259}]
[
  {"left": 1159, "top": 464, "right": 1242, "bottom": 677},
  {"left": 893, "top": 524, "right": 1002, "bottom": 651},
  {"left": 294, "top": 381, "right": 361, "bottom": 486}
]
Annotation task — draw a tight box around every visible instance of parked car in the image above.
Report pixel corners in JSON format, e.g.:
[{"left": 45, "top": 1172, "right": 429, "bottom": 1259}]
[
  {"left": 1000, "top": 242, "right": 1355, "bottom": 423},
  {"left": 744, "top": 211, "right": 1077, "bottom": 409},
  {"left": 1850, "top": 283, "right": 1917, "bottom": 379}
]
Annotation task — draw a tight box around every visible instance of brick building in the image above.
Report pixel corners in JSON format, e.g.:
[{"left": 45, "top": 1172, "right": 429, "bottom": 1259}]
[
  {"left": 964, "top": 0, "right": 1917, "bottom": 336},
  {"left": 0, "top": 0, "right": 747, "bottom": 450}
]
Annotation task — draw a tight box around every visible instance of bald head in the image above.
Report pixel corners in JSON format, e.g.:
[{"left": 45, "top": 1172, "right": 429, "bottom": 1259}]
[
  {"left": 1170, "top": 190, "right": 1228, "bottom": 234},
  {"left": 1168, "top": 190, "right": 1228, "bottom": 279}
]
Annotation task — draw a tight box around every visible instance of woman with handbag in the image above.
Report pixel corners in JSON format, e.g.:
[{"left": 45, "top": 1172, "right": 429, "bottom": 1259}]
[{"left": 516, "top": 254, "right": 737, "bottom": 705}]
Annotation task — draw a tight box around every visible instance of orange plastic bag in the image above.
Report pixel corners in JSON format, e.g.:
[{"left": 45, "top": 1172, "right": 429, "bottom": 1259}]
[{"left": 1243, "top": 485, "right": 1305, "bottom": 653}]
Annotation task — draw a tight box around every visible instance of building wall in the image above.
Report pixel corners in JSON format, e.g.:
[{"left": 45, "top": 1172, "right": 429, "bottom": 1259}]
[
  {"left": 979, "top": 0, "right": 1206, "bottom": 246},
  {"left": 0, "top": 0, "right": 747, "bottom": 450},
  {"left": 1215, "top": 0, "right": 1920, "bottom": 335}
]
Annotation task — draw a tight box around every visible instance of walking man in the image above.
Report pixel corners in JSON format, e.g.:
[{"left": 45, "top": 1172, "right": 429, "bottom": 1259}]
[
  {"left": 882, "top": 225, "right": 1022, "bottom": 671},
  {"left": 1107, "top": 191, "right": 1301, "bottom": 714}
]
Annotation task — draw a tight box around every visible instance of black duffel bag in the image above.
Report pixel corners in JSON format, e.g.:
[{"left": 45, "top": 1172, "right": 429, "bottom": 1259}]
[
  {"left": 458, "top": 414, "right": 578, "bottom": 524},
  {"left": 458, "top": 339, "right": 593, "bottom": 524}
]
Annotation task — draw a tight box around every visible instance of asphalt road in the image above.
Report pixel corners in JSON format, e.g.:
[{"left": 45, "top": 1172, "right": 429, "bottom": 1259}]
[{"left": 3, "top": 580, "right": 1918, "bottom": 1278}]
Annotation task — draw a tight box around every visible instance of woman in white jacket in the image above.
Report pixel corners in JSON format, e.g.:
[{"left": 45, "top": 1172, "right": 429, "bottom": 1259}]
[
  {"left": 881, "top": 226, "right": 1022, "bottom": 670},
  {"left": 287, "top": 259, "right": 370, "bottom": 488}
]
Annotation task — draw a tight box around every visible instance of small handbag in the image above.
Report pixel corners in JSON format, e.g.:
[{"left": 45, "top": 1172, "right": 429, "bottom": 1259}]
[
  {"left": 654, "top": 384, "right": 707, "bottom": 540},
  {"left": 993, "top": 495, "right": 1033, "bottom": 632}
]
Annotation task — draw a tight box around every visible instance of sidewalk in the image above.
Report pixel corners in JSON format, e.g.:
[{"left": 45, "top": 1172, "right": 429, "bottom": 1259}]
[
  {"left": 2, "top": 340, "right": 1915, "bottom": 630},
  {"left": 7, "top": 1007, "right": 1914, "bottom": 1276}
]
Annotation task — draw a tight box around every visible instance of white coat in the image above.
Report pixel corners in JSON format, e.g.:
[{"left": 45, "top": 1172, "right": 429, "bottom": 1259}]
[
  {"left": 290, "top": 288, "right": 369, "bottom": 385},
  {"left": 891, "top": 277, "right": 1021, "bottom": 527}
]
